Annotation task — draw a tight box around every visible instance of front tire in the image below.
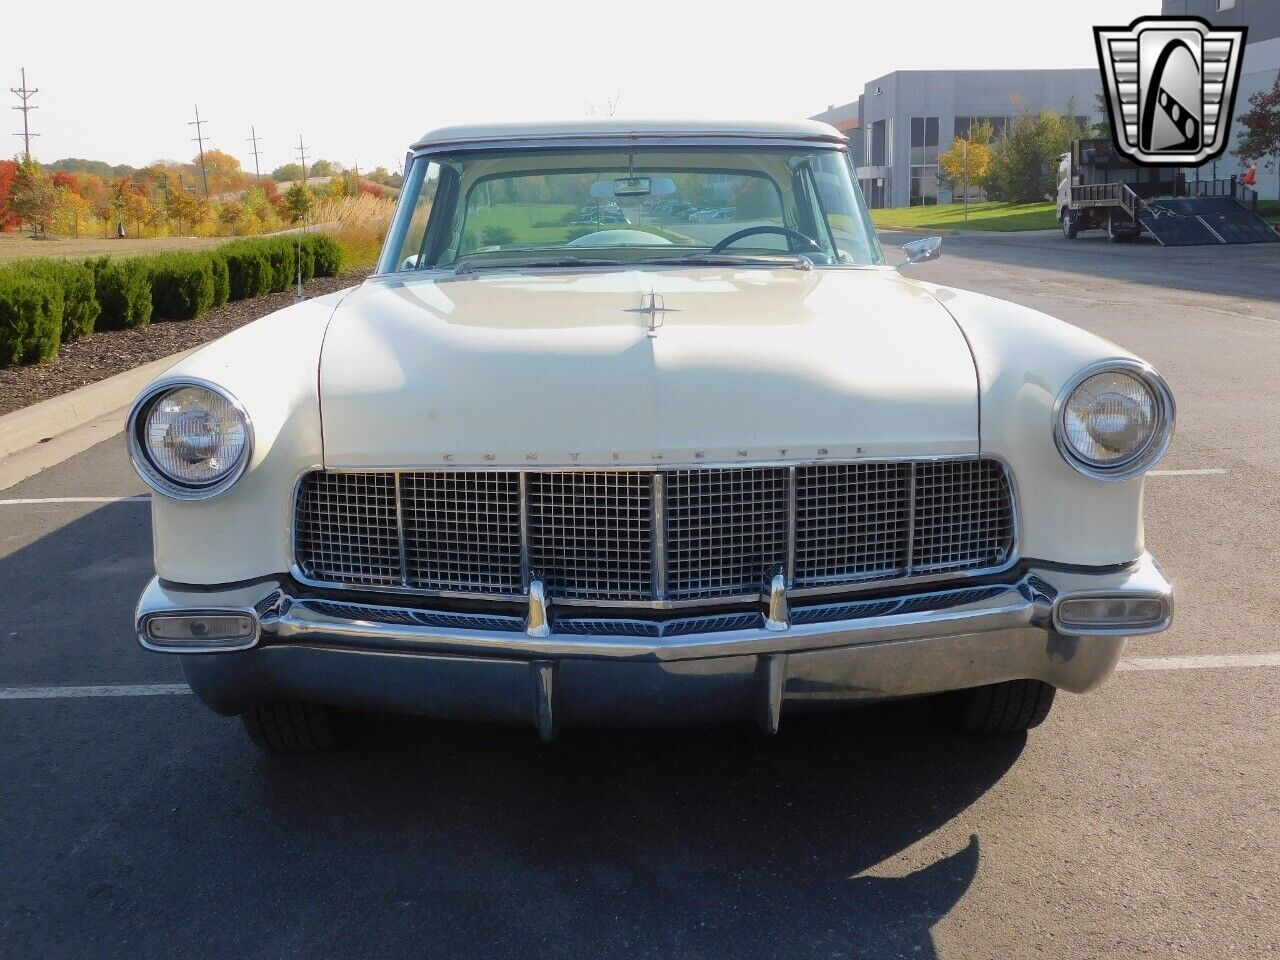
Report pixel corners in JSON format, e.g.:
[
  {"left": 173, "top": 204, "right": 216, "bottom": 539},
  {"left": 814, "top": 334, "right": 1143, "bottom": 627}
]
[
  {"left": 242, "top": 701, "right": 341, "bottom": 753},
  {"left": 939, "top": 680, "right": 1056, "bottom": 734},
  {"left": 1061, "top": 208, "right": 1078, "bottom": 239}
]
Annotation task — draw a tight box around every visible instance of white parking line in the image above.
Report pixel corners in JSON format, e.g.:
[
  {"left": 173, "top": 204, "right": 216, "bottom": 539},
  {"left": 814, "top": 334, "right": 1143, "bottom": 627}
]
[
  {"left": 1117, "top": 654, "right": 1280, "bottom": 672},
  {"left": 0, "top": 684, "right": 192, "bottom": 700},
  {"left": 1147, "top": 469, "right": 1227, "bottom": 477},
  {"left": 4, "top": 655, "right": 1280, "bottom": 702},
  {"left": 0, "top": 496, "right": 150, "bottom": 505}
]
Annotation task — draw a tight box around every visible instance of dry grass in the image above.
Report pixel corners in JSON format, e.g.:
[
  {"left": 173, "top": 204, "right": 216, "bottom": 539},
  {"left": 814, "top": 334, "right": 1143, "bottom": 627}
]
[
  {"left": 312, "top": 193, "right": 396, "bottom": 270},
  {"left": 0, "top": 232, "right": 228, "bottom": 264}
]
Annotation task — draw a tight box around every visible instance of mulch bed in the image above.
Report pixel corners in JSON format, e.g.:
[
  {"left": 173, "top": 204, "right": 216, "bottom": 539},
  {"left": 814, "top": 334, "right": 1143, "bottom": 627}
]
[{"left": 0, "top": 271, "right": 371, "bottom": 418}]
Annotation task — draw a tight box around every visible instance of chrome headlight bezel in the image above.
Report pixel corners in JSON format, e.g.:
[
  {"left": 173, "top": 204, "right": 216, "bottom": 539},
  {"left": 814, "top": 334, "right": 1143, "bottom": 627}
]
[
  {"left": 127, "top": 378, "right": 254, "bottom": 500},
  {"left": 1053, "top": 359, "right": 1175, "bottom": 482}
]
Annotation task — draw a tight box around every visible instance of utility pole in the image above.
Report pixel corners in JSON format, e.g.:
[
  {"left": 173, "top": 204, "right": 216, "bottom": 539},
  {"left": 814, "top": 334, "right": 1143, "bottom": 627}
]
[
  {"left": 295, "top": 135, "right": 309, "bottom": 182},
  {"left": 963, "top": 138, "right": 969, "bottom": 223},
  {"left": 189, "top": 105, "right": 210, "bottom": 198},
  {"left": 10, "top": 67, "right": 39, "bottom": 160},
  {"left": 246, "top": 126, "right": 263, "bottom": 183}
]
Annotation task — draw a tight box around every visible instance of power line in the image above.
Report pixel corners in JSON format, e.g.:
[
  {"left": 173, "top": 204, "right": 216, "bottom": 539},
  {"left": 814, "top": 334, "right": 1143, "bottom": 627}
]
[
  {"left": 10, "top": 67, "right": 39, "bottom": 160},
  {"left": 188, "top": 105, "right": 209, "bottom": 198},
  {"left": 295, "top": 135, "right": 309, "bottom": 182},
  {"left": 246, "top": 125, "right": 263, "bottom": 183}
]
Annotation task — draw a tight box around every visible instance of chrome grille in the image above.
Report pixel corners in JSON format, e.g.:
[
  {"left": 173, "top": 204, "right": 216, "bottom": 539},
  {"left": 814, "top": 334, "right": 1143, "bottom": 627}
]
[
  {"left": 665, "top": 467, "right": 789, "bottom": 599},
  {"left": 795, "top": 462, "right": 911, "bottom": 586},
  {"left": 526, "top": 471, "right": 652, "bottom": 602},
  {"left": 401, "top": 471, "right": 521, "bottom": 593},
  {"left": 292, "top": 459, "right": 1015, "bottom": 604},
  {"left": 912, "top": 460, "right": 1014, "bottom": 573},
  {"left": 294, "top": 472, "right": 401, "bottom": 587}
]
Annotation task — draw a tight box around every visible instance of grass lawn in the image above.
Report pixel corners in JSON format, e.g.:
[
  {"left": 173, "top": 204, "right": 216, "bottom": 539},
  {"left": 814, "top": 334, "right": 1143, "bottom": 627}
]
[
  {"left": 870, "top": 201, "right": 1059, "bottom": 232},
  {"left": 0, "top": 232, "right": 228, "bottom": 264},
  {"left": 1257, "top": 199, "right": 1279, "bottom": 225}
]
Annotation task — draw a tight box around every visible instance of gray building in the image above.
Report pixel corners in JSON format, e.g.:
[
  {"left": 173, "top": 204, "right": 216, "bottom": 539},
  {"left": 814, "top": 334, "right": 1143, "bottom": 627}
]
[
  {"left": 813, "top": 69, "right": 1102, "bottom": 208},
  {"left": 1163, "top": 0, "right": 1280, "bottom": 199}
]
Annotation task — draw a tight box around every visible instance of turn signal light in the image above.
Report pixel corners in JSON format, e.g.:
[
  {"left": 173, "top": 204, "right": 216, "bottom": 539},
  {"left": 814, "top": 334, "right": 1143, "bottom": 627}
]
[
  {"left": 144, "top": 613, "right": 257, "bottom": 651},
  {"left": 1055, "top": 596, "right": 1167, "bottom": 632}
]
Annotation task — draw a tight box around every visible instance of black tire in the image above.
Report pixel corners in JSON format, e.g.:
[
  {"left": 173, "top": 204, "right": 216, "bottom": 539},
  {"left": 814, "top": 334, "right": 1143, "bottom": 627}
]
[
  {"left": 940, "top": 680, "right": 1056, "bottom": 734},
  {"left": 1061, "top": 208, "right": 1078, "bottom": 239},
  {"left": 242, "top": 700, "right": 340, "bottom": 753}
]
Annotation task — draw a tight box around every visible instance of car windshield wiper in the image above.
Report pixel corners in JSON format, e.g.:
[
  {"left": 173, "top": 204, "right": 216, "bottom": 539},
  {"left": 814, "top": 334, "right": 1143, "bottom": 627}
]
[
  {"left": 637, "top": 253, "right": 813, "bottom": 271},
  {"left": 453, "top": 255, "right": 623, "bottom": 274}
]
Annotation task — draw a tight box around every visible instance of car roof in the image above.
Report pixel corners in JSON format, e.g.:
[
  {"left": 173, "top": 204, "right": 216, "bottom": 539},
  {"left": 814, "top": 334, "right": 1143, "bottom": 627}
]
[{"left": 412, "top": 119, "right": 847, "bottom": 150}]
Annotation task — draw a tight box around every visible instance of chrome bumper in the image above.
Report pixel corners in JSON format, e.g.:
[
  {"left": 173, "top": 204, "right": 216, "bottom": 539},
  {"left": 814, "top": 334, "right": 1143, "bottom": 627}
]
[{"left": 135, "top": 554, "right": 1172, "bottom": 737}]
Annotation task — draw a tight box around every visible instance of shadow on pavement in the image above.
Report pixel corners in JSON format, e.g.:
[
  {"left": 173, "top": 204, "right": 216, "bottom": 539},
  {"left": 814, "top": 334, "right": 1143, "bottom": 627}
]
[
  {"left": 239, "top": 705, "right": 1020, "bottom": 959},
  {"left": 879, "top": 228, "right": 1280, "bottom": 304}
]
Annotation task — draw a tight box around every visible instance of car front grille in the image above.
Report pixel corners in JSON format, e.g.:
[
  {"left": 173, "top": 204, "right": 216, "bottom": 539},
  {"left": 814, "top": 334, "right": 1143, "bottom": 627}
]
[{"left": 293, "top": 459, "right": 1015, "bottom": 605}]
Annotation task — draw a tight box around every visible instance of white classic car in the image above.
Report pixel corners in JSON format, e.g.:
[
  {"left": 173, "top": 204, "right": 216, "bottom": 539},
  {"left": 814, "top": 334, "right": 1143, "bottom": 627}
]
[{"left": 129, "top": 120, "right": 1175, "bottom": 753}]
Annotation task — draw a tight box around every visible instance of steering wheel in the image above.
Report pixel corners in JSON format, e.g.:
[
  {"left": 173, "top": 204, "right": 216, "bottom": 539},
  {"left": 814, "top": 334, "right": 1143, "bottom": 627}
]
[{"left": 708, "top": 226, "right": 823, "bottom": 255}]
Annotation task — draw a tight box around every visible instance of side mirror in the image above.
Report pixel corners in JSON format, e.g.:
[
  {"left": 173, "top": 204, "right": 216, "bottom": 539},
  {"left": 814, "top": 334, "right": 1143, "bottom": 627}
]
[{"left": 898, "top": 236, "right": 942, "bottom": 268}]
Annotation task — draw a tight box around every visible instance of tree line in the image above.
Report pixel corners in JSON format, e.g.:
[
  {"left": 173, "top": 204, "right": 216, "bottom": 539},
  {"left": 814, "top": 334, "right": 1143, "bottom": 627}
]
[{"left": 0, "top": 149, "right": 401, "bottom": 240}]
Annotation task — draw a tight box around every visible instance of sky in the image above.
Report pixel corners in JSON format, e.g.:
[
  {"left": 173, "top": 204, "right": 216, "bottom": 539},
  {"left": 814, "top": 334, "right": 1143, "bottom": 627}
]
[{"left": 2, "top": 0, "right": 1155, "bottom": 174}]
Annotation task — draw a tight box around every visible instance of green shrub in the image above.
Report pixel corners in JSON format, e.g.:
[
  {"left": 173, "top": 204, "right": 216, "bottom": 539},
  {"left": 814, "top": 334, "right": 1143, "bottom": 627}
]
[
  {"left": 207, "top": 252, "right": 230, "bottom": 308},
  {"left": 222, "top": 245, "right": 272, "bottom": 300},
  {"left": 9, "top": 260, "right": 100, "bottom": 343},
  {"left": 0, "top": 272, "right": 62, "bottom": 367},
  {"left": 263, "top": 240, "right": 294, "bottom": 292},
  {"left": 90, "top": 257, "right": 153, "bottom": 330},
  {"left": 308, "top": 234, "right": 343, "bottom": 277},
  {"left": 148, "top": 252, "right": 215, "bottom": 321}
]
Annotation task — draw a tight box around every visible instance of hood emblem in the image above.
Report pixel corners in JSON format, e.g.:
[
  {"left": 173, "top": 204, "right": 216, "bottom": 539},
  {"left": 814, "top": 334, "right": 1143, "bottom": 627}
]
[{"left": 625, "top": 292, "right": 679, "bottom": 338}]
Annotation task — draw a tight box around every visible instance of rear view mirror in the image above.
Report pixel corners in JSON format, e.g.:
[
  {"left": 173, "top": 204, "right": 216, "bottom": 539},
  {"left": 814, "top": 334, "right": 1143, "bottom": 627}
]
[{"left": 898, "top": 236, "right": 942, "bottom": 268}]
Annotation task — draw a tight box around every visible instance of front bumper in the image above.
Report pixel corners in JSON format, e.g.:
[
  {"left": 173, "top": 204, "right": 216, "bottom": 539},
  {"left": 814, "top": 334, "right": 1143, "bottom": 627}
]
[{"left": 136, "top": 554, "right": 1172, "bottom": 737}]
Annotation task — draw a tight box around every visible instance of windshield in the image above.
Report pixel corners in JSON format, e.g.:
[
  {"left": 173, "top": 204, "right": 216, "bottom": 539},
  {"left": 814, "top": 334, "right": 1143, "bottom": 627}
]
[{"left": 379, "top": 143, "right": 884, "bottom": 273}]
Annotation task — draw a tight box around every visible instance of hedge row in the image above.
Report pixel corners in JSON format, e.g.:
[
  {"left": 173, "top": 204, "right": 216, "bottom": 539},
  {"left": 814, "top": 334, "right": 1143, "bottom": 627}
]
[{"left": 0, "top": 233, "right": 343, "bottom": 369}]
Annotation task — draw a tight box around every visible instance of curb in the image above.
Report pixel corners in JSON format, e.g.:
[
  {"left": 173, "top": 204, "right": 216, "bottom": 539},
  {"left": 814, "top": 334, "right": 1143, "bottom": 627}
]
[{"left": 0, "top": 348, "right": 196, "bottom": 463}]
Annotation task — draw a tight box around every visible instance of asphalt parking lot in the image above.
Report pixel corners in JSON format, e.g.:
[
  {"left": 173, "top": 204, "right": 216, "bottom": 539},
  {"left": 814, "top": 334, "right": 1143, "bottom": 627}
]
[{"left": 2, "top": 230, "right": 1278, "bottom": 959}]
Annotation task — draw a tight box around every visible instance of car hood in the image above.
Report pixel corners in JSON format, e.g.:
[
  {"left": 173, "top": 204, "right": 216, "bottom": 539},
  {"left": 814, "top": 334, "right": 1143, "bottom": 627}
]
[{"left": 318, "top": 267, "right": 979, "bottom": 468}]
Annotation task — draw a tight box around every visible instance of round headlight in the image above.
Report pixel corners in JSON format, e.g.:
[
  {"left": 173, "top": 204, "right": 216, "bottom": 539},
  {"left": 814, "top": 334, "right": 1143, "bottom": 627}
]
[
  {"left": 1054, "top": 360, "right": 1174, "bottom": 481},
  {"left": 128, "top": 381, "right": 253, "bottom": 499}
]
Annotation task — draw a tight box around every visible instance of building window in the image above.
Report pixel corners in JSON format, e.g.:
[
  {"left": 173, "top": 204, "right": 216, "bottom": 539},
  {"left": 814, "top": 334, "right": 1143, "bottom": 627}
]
[
  {"left": 910, "top": 117, "right": 939, "bottom": 165},
  {"left": 955, "top": 116, "right": 1011, "bottom": 141},
  {"left": 910, "top": 165, "right": 938, "bottom": 206},
  {"left": 870, "top": 120, "right": 887, "bottom": 167}
]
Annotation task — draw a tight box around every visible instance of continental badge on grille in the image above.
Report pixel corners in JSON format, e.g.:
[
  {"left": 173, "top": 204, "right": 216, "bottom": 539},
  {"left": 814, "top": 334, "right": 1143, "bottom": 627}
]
[{"left": 1094, "top": 16, "right": 1247, "bottom": 167}]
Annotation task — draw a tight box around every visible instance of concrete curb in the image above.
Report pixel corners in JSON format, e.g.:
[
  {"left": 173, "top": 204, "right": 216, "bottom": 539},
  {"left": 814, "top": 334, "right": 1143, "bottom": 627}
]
[{"left": 0, "top": 348, "right": 196, "bottom": 464}]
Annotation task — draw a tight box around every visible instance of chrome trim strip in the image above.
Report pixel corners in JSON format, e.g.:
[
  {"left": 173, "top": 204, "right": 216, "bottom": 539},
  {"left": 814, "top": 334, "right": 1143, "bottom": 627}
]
[
  {"left": 309, "top": 453, "right": 986, "bottom": 473},
  {"left": 409, "top": 134, "right": 849, "bottom": 153},
  {"left": 393, "top": 472, "right": 409, "bottom": 586},
  {"left": 1052, "top": 358, "right": 1176, "bottom": 483},
  {"left": 785, "top": 466, "right": 797, "bottom": 587},
  {"left": 518, "top": 472, "right": 531, "bottom": 591},
  {"left": 651, "top": 473, "right": 667, "bottom": 600},
  {"left": 126, "top": 377, "right": 255, "bottom": 502},
  {"left": 526, "top": 579, "right": 551, "bottom": 638},
  {"left": 531, "top": 660, "right": 557, "bottom": 742},
  {"left": 904, "top": 462, "right": 918, "bottom": 576}
]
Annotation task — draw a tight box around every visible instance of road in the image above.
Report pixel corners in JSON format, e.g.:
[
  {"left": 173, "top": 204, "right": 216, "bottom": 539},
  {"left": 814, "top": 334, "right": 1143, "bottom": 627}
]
[{"left": 2, "top": 230, "right": 1278, "bottom": 959}]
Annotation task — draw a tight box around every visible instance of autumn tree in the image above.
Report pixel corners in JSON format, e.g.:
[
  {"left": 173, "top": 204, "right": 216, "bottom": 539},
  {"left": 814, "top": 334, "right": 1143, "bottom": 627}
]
[
  {"left": 199, "top": 149, "right": 250, "bottom": 196},
  {"left": 165, "top": 188, "right": 203, "bottom": 234},
  {"left": 53, "top": 190, "right": 92, "bottom": 237},
  {"left": 0, "top": 159, "right": 20, "bottom": 231},
  {"left": 1234, "top": 74, "right": 1280, "bottom": 199},
  {"left": 938, "top": 121, "right": 994, "bottom": 202},
  {"left": 285, "top": 182, "right": 315, "bottom": 223},
  {"left": 10, "top": 157, "right": 60, "bottom": 237}
]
